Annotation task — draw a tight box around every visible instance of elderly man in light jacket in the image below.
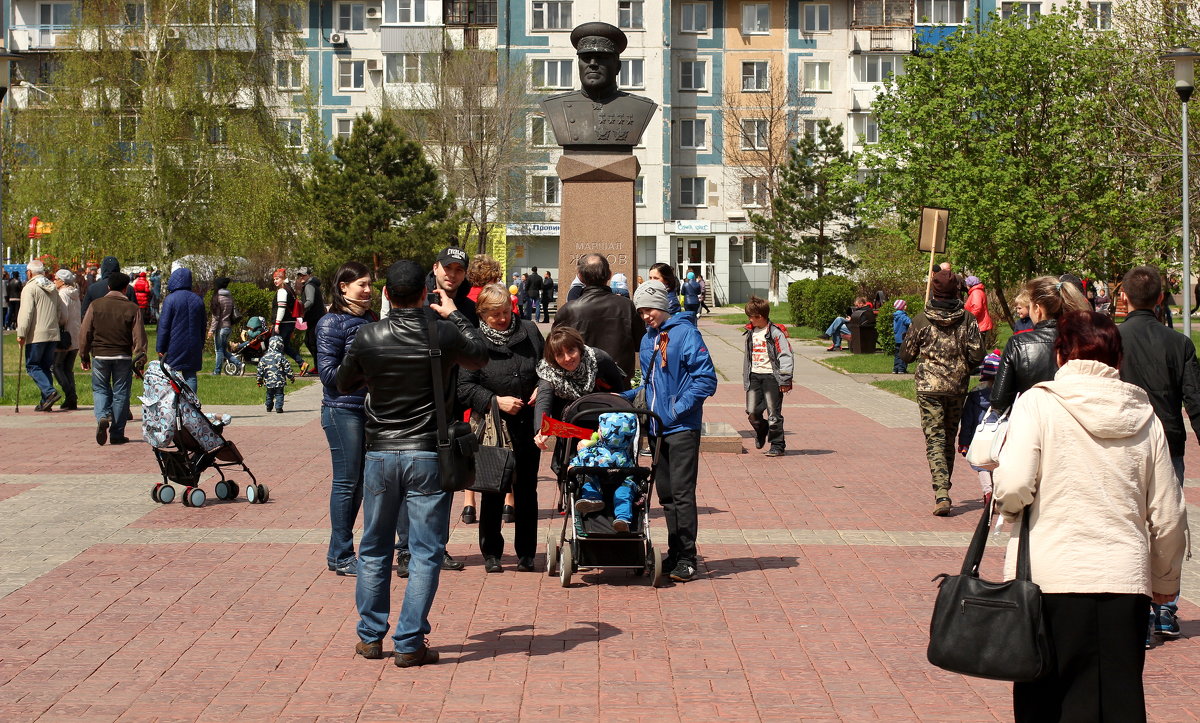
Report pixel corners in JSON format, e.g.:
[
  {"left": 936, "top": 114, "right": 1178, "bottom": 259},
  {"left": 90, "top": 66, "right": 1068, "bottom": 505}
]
[{"left": 16, "top": 259, "right": 66, "bottom": 411}]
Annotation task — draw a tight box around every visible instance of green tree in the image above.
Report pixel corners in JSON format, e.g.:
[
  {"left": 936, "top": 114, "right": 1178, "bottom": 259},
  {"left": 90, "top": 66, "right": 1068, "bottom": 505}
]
[
  {"left": 751, "top": 119, "right": 861, "bottom": 278},
  {"left": 307, "top": 112, "right": 461, "bottom": 273},
  {"left": 865, "top": 10, "right": 1160, "bottom": 321}
]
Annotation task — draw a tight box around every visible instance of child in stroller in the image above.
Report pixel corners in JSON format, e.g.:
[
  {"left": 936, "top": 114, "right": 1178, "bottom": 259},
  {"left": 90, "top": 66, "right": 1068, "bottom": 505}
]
[
  {"left": 225, "top": 316, "right": 271, "bottom": 375},
  {"left": 572, "top": 412, "right": 640, "bottom": 533}
]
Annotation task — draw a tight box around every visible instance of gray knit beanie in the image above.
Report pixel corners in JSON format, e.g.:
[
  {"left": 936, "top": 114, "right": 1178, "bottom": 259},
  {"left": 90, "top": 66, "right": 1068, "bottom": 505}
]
[{"left": 632, "top": 279, "right": 670, "bottom": 312}]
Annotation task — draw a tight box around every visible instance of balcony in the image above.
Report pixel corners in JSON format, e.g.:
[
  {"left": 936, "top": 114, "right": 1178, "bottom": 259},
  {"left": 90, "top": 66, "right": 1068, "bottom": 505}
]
[
  {"left": 852, "top": 27, "right": 914, "bottom": 53},
  {"left": 852, "top": 0, "right": 913, "bottom": 27},
  {"left": 445, "top": 0, "right": 497, "bottom": 26},
  {"left": 10, "top": 23, "right": 256, "bottom": 53}
]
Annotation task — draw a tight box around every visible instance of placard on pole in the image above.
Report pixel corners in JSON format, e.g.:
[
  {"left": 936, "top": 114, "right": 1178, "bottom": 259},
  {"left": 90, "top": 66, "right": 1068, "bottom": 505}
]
[{"left": 919, "top": 207, "right": 949, "bottom": 302}]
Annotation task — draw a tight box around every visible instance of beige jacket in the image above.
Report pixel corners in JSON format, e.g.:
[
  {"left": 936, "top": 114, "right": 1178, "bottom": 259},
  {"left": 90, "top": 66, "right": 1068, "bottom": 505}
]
[
  {"left": 57, "top": 285, "right": 81, "bottom": 352},
  {"left": 16, "top": 274, "right": 65, "bottom": 344},
  {"left": 994, "top": 359, "right": 1188, "bottom": 597}
]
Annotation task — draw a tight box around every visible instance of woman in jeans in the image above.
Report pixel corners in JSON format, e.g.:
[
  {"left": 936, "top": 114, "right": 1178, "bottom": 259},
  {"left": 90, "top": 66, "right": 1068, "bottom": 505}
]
[
  {"left": 207, "top": 277, "right": 242, "bottom": 375},
  {"left": 271, "top": 267, "right": 306, "bottom": 372},
  {"left": 316, "top": 261, "right": 377, "bottom": 576},
  {"left": 457, "top": 284, "right": 544, "bottom": 573}
]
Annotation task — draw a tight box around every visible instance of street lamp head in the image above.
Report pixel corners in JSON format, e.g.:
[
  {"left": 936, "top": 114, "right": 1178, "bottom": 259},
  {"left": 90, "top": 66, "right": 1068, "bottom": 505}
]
[{"left": 1162, "top": 46, "right": 1200, "bottom": 102}]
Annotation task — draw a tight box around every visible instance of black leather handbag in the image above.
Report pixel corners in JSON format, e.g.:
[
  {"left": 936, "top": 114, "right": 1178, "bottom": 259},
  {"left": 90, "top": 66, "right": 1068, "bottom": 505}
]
[
  {"left": 927, "top": 503, "right": 1054, "bottom": 682},
  {"left": 426, "top": 312, "right": 477, "bottom": 493},
  {"left": 468, "top": 404, "right": 516, "bottom": 494}
]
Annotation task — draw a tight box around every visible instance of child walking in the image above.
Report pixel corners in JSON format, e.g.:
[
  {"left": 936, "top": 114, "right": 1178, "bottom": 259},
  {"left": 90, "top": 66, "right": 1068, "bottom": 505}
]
[
  {"left": 892, "top": 299, "right": 911, "bottom": 373},
  {"left": 742, "top": 296, "right": 794, "bottom": 457},
  {"left": 256, "top": 335, "right": 295, "bottom": 413},
  {"left": 956, "top": 350, "right": 1002, "bottom": 509}
]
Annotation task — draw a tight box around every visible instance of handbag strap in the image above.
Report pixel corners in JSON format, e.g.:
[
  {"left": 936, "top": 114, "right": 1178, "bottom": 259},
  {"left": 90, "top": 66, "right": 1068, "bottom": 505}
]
[
  {"left": 960, "top": 500, "right": 1033, "bottom": 581},
  {"left": 426, "top": 310, "right": 450, "bottom": 450}
]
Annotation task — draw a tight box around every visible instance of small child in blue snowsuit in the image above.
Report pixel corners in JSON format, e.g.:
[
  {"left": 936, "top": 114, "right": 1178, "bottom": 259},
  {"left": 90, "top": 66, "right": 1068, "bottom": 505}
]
[
  {"left": 570, "top": 412, "right": 640, "bottom": 533},
  {"left": 957, "top": 350, "right": 1002, "bottom": 506},
  {"left": 256, "top": 335, "right": 295, "bottom": 413},
  {"left": 892, "top": 299, "right": 912, "bottom": 373}
]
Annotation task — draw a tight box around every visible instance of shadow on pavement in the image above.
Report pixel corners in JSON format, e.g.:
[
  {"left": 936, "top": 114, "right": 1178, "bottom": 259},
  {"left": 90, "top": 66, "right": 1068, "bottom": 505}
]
[
  {"left": 700, "top": 556, "right": 800, "bottom": 579},
  {"left": 450, "top": 621, "right": 623, "bottom": 663}
]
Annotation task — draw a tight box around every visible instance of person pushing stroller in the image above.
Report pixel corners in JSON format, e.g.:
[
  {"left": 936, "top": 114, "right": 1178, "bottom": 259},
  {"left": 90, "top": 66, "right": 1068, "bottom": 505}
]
[
  {"left": 256, "top": 335, "right": 295, "bottom": 413},
  {"left": 571, "top": 412, "right": 640, "bottom": 533}
]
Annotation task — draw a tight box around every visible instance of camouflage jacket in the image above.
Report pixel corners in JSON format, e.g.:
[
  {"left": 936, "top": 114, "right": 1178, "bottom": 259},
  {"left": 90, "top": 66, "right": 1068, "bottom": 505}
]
[{"left": 898, "top": 300, "right": 985, "bottom": 396}]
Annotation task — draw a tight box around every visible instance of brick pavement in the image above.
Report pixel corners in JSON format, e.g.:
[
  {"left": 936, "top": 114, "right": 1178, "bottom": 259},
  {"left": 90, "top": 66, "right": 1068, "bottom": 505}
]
[{"left": 0, "top": 317, "right": 1197, "bottom": 722}]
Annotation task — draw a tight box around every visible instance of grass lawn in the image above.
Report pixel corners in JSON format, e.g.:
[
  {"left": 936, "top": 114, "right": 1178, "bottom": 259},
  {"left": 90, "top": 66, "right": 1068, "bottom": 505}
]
[
  {"left": 871, "top": 378, "right": 917, "bottom": 401},
  {"left": 713, "top": 302, "right": 823, "bottom": 339}
]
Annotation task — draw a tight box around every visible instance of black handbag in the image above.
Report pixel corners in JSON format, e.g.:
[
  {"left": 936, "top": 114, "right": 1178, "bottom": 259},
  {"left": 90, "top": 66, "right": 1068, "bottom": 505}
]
[
  {"left": 426, "top": 312, "right": 477, "bottom": 493},
  {"left": 927, "top": 503, "right": 1054, "bottom": 682},
  {"left": 468, "top": 404, "right": 516, "bottom": 494},
  {"left": 57, "top": 327, "right": 71, "bottom": 350}
]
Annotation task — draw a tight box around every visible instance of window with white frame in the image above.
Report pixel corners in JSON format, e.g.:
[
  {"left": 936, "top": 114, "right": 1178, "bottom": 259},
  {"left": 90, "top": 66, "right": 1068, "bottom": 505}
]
[
  {"left": 634, "top": 176, "right": 645, "bottom": 206},
  {"left": 207, "top": 120, "right": 226, "bottom": 145},
  {"left": 740, "top": 236, "right": 770, "bottom": 263},
  {"left": 680, "top": 60, "right": 706, "bottom": 91},
  {"left": 740, "top": 119, "right": 768, "bottom": 150},
  {"left": 620, "top": 59, "right": 644, "bottom": 89},
  {"left": 384, "top": 0, "right": 426, "bottom": 22},
  {"left": 619, "top": 0, "right": 643, "bottom": 29},
  {"left": 275, "top": 58, "right": 303, "bottom": 90},
  {"left": 532, "top": 1, "right": 572, "bottom": 30},
  {"left": 803, "top": 62, "right": 830, "bottom": 92},
  {"left": 532, "top": 59, "right": 573, "bottom": 89},
  {"left": 1000, "top": 2, "right": 1039, "bottom": 26},
  {"left": 916, "top": 0, "right": 965, "bottom": 24},
  {"left": 529, "top": 115, "right": 555, "bottom": 146},
  {"left": 338, "top": 59, "right": 365, "bottom": 90},
  {"left": 679, "top": 176, "right": 707, "bottom": 207},
  {"left": 741, "top": 177, "right": 768, "bottom": 207},
  {"left": 532, "top": 175, "right": 561, "bottom": 205},
  {"left": 336, "top": 3, "right": 365, "bottom": 30},
  {"left": 854, "top": 55, "right": 903, "bottom": 84},
  {"left": 679, "top": 118, "right": 707, "bottom": 149},
  {"left": 38, "top": 3, "right": 78, "bottom": 36},
  {"left": 681, "top": 2, "right": 708, "bottom": 32},
  {"left": 803, "top": 118, "right": 821, "bottom": 139},
  {"left": 124, "top": 2, "right": 145, "bottom": 25},
  {"left": 852, "top": 114, "right": 879, "bottom": 145},
  {"left": 742, "top": 3, "right": 770, "bottom": 34},
  {"left": 385, "top": 53, "right": 436, "bottom": 83},
  {"left": 803, "top": 4, "right": 830, "bottom": 32},
  {"left": 277, "top": 118, "right": 303, "bottom": 148},
  {"left": 741, "top": 61, "right": 768, "bottom": 91},
  {"left": 273, "top": 2, "right": 302, "bottom": 30},
  {"left": 1087, "top": 1, "right": 1111, "bottom": 29},
  {"left": 336, "top": 117, "right": 354, "bottom": 139}
]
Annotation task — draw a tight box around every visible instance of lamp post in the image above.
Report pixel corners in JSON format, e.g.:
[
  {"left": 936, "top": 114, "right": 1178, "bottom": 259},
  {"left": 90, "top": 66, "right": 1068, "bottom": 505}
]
[
  {"left": 1163, "top": 47, "right": 1200, "bottom": 340},
  {"left": 0, "top": 45, "right": 20, "bottom": 401}
]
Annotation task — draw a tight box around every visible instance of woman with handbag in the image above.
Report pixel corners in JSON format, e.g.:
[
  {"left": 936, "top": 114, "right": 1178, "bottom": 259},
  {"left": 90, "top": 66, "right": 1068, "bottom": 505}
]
[
  {"left": 457, "top": 284, "right": 545, "bottom": 573},
  {"left": 993, "top": 311, "right": 1187, "bottom": 722}
]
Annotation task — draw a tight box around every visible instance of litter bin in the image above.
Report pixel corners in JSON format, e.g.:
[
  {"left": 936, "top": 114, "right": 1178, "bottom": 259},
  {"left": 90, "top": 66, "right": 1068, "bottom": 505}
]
[{"left": 848, "top": 308, "right": 878, "bottom": 354}]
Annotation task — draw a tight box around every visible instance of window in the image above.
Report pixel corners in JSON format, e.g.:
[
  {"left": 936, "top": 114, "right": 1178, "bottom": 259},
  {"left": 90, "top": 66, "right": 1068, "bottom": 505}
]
[
  {"left": 741, "top": 61, "right": 768, "bottom": 91},
  {"left": 634, "top": 176, "right": 645, "bottom": 206},
  {"left": 278, "top": 118, "right": 303, "bottom": 148},
  {"left": 384, "top": 0, "right": 426, "bottom": 22},
  {"left": 338, "top": 59, "right": 365, "bottom": 90},
  {"left": 124, "top": 2, "right": 145, "bottom": 25},
  {"left": 740, "top": 119, "right": 768, "bottom": 150},
  {"left": 274, "top": 2, "right": 303, "bottom": 30},
  {"left": 852, "top": 114, "right": 879, "bottom": 145},
  {"left": 337, "top": 3, "right": 365, "bottom": 30},
  {"left": 1087, "top": 2, "right": 1111, "bottom": 29},
  {"left": 680, "top": 60, "right": 706, "bottom": 91},
  {"left": 681, "top": 3, "right": 708, "bottom": 32},
  {"left": 854, "top": 55, "right": 902, "bottom": 84},
  {"left": 619, "top": 0, "right": 643, "bottom": 29},
  {"left": 276, "top": 58, "right": 303, "bottom": 89},
  {"left": 679, "top": 177, "right": 706, "bottom": 207},
  {"left": 1001, "top": 2, "right": 1039, "bottom": 26},
  {"left": 740, "top": 236, "right": 770, "bottom": 263},
  {"left": 386, "top": 53, "right": 436, "bottom": 83},
  {"left": 532, "top": 175, "right": 561, "bottom": 205},
  {"left": 803, "top": 119, "right": 820, "bottom": 139},
  {"left": 619, "top": 59, "right": 644, "bottom": 89},
  {"left": 532, "top": 1, "right": 572, "bottom": 30},
  {"left": 530, "top": 115, "right": 555, "bottom": 146},
  {"left": 39, "top": 3, "right": 78, "bottom": 30},
  {"left": 741, "top": 178, "right": 767, "bottom": 207},
  {"left": 117, "top": 115, "right": 138, "bottom": 143},
  {"left": 742, "top": 3, "right": 770, "bottom": 34},
  {"left": 803, "top": 62, "right": 830, "bottom": 92},
  {"left": 206, "top": 120, "right": 226, "bottom": 145},
  {"left": 532, "top": 59, "right": 573, "bottom": 89},
  {"left": 679, "top": 118, "right": 706, "bottom": 149},
  {"left": 916, "top": 0, "right": 965, "bottom": 24},
  {"left": 803, "top": 4, "right": 830, "bottom": 32},
  {"left": 336, "top": 117, "right": 354, "bottom": 139}
]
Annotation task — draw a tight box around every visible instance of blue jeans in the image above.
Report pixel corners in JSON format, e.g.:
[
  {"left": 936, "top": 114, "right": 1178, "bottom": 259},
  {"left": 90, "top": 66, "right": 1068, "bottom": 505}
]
[
  {"left": 893, "top": 350, "right": 908, "bottom": 373},
  {"left": 322, "top": 406, "right": 366, "bottom": 567},
  {"left": 581, "top": 479, "right": 637, "bottom": 522},
  {"left": 176, "top": 369, "right": 198, "bottom": 393},
  {"left": 92, "top": 357, "right": 133, "bottom": 438},
  {"left": 357, "top": 450, "right": 450, "bottom": 653},
  {"left": 265, "top": 387, "right": 285, "bottom": 410},
  {"left": 825, "top": 318, "right": 849, "bottom": 347},
  {"left": 24, "top": 341, "right": 57, "bottom": 398},
  {"left": 213, "top": 326, "right": 240, "bottom": 373}
]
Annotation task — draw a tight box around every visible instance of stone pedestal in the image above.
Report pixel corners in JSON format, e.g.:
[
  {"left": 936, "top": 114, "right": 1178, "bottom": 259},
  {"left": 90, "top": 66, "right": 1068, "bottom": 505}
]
[{"left": 556, "top": 151, "right": 639, "bottom": 293}]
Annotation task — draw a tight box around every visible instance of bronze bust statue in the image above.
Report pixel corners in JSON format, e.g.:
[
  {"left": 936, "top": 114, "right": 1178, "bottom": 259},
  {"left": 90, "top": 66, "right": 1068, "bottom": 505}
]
[{"left": 539, "top": 22, "right": 657, "bottom": 150}]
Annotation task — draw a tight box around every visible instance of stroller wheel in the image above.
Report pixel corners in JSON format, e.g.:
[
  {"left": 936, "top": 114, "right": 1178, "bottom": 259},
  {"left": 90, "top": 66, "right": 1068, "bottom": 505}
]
[
  {"left": 649, "top": 546, "right": 665, "bottom": 588},
  {"left": 214, "top": 480, "right": 231, "bottom": 501},
  {"left": 260, "top": 484, "right": 270, "bottom": 503},
  {"left": 151, "top": 484, "right": 161, "bottom": 503},
  {"left": 245, "top": 484, "right": 258, "bottom": 504},
  {"left": 545, "top": 528, "right": 559, "bottom": 577},
  {"left": 181, "top": 486, "right": 194, "bottom": 507},
  {"left": 559, "top": 543, "right": 573, "bottom": 588},
  {"left": 184, "top": 487, "right": 205, "bottom": 508},
  {"left": 222, "top": 360, "right": 240, "bottom": 376},
  {"left": 229, "top": 482, "right": 240, "bottom": 499},
  {"left": 157, "top": 484, "right": 176, "bottom": 504}
]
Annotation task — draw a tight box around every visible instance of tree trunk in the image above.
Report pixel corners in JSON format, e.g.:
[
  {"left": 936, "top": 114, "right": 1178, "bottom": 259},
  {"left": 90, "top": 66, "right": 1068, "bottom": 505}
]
[{"left": 993, "top": 276, "right": 1014, "bottom": 333}]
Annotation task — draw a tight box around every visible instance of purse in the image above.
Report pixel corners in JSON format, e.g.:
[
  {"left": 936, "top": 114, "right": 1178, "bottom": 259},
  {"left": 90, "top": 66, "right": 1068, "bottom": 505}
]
[
  {"left": 469, "top": 403, "right": 516, "bottom": 494},
  {"left": 927, "top": 503, "right": 1054, "bottom": 682},
  {"left": 965, "top": 406, "right": 1011, "bottom": 470},
  {"left": 426, "top": 311, "right": 478, "bottom": 492},
  {"left": 57, "top": 327, "right": 71, "bottom": 350}
]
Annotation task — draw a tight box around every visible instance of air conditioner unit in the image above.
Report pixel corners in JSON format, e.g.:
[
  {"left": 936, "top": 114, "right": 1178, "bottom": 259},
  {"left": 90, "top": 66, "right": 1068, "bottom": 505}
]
[
  {"left": 166, "top": 27, "right": 181, "bottom": 39},
  {"left": 730, "top": 235, "right": 743, "bottom": 245},
  {"left": 366, "top": 58, "right": 380, "bottom": 72},
  {"left": 365, "top": 6, "right": 380, "bottom": 18},
  {"left": 329, "top": 32, "right": 346, "bottom": 45}
]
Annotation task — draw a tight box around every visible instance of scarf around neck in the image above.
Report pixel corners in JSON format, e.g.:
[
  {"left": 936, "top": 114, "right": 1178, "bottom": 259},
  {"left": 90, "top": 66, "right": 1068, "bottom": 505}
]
[
  {"left": 480, "top": 313, "right": 519, "bottom": 347},
  {"left": 537, "top": 345, "right": 598, "bottom": 401}
]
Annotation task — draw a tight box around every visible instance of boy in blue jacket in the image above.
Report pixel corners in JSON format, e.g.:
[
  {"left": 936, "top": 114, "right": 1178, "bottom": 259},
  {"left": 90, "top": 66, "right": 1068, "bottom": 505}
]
[
  {"left": 623, "top": 280, "right": 717, "bottom": 582},
  {"left": 892, "top": 299, "right": 912, "bottom": 374}
]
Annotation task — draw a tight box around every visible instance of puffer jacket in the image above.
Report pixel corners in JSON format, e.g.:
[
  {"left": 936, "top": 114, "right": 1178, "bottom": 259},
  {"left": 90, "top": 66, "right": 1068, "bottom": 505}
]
[
  {"left": 964, "top": 283, "right": 993, "bottom": 332},
  {"left": 898, "top": 299, "right": 985, "bottom": 396},
  {"left": 989, "top": 319, "right": 1058, "bottom": 414},
  {"left": 256, "top": 335, "right": 295, "bottom": 388},
  {"left": 316, "top": 309, "right": 377, "bottom": 410},
  {"left": 208, "top": 289, "right": 234, "bottom": 333},
  {"left": 156, "top": 268, "right": 207, "bottom": 372}
]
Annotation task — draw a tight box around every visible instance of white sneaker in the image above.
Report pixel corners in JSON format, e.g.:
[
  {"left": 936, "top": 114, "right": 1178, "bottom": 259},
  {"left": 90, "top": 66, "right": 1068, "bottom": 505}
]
[{"left": 574, "top": 498, "right": 605, "bottom": 515}]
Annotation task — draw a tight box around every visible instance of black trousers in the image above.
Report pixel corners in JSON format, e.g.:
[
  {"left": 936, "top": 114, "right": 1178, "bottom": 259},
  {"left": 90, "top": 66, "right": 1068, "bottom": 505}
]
[
  {"left": 655, "top": 429, "right": 701, "bottom": 566},
  {"left": 478, "top": 433, "right": 541, "bottom": 559},
  {"left": 1013, "top": 593, "right": 1149, "bottom": 723},
  {"left": 304, "top": 323, "right": 319, "bottom": 365},
  {"left": 53, "top": 349, "right": 78, "bottom": 405},
  {"left": 746, "top": 372, "right": 784, "bottom": 447}
]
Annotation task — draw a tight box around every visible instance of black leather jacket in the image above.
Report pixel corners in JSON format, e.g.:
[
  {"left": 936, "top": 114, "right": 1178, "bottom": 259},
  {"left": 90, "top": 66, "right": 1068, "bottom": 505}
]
[
  {"left": 1119, "top": 309, "right": 1200, "bottom": 457},
  {"left": 989, "top": 319, "right": 1058, "bottom": 414},
  {"left": 335, "top": 307, "right": 488, "bottom": 450}
]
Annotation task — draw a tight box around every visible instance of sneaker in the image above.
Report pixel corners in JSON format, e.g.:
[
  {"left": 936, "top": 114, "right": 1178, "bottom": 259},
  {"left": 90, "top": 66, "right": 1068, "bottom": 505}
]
[
  {"left": 574, "top": 498, "right": 605, "bottom": 516},
  {"left": 265, "top": 405, "right": 273, "bottom": 412},
  {"left": 753, "top": 427, "right": 767, "bottom": 450},
  {"left": 765, "top": 445, "right": 785, "bottom": 457},
  {"left": 825, "top": 346, "right": 841, "bottom": 351},
  {"left": 96, "top": 415, "right": 111, "bottom": 446},
  {"left": 35, "top": 390, "right": 61, "bottom": 412},
  {"left": 461, "top": 505, "right": 477, "bottom": 524},
  {"left": 395, "top": 552, "right": 410, "bottom": 578},
  {"left": 516, "top": 557, "right": 535, "bottom": 572},
  {"left": 669, "top": 560, "right": 697, "bottom": 582},
  {"left": 612, "top": 519, "right": 630, "bottom": 533},
  {"left": 394, "top": 642, "right": 439, "bottom": 668},
  {"left": 355, "top": 639, "right": 384, "bottom": 659},
  {"left": 335, "top": 559, "right": 358, "bottom": 577},
  {"left": 441, "top": 553, "right": 465, "bottom": 571},
  {"left": 932, "top": 498, "right": 952, "bottom": 517},
  {"left": 1156, "top": 606, "right": 1182, "bottom": 638},
  {"left": 484, "top": 556, "right": 503, "bottom": 573}
]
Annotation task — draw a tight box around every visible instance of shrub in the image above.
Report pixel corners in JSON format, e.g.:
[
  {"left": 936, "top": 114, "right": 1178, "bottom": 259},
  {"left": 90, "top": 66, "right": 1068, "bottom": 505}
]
[
  {"left": 204, "top": 282, "right": 275, "bottom": 325},
  {"left": 787, "top": 275, "right": 857, "bottom": 329}
]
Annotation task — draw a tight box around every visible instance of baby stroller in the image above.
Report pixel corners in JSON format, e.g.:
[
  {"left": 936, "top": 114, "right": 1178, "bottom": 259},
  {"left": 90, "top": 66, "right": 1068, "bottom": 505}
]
[
  {"left": 545, "top": 394, "right": 665, "bottom": 587},
  {"left": 140, "top": 360, "right": 269, "bottom": 508},
  {"left": 225, "top": 316, "right": 272, "bottom": 375}
]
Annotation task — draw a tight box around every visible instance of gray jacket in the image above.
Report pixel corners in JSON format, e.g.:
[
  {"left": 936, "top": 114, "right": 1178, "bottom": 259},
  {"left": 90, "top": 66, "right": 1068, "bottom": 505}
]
[{"left": 742, "top": 322, "right": 794, "bottom": 389}]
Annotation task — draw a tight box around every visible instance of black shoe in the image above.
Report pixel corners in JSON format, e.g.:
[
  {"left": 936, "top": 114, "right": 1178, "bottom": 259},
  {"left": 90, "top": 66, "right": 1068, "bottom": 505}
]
[
  {"left": 275, "top": 408, "right": 284, "bottom": 414},
  {"left": 441, "top": 553, "right": 465, "bottom": 571},
  {"left": 96, "top": 415, "right": 110, "bottom": 446},
  {"left": 765, "top": 445, "right": 785, "bottom": 457},
  {"left": 484, "top": 556, "right": 503, "bottom": 573},
  {"left": 59, "top": 401, "right": 78, "bottom": 410},
  {"left": 355, "top": 639, "right": 384, "bottom": 659},
  {"left": 516, "top": 557, "right": 535, "bottom": 572},
  {"left": 35, "top": 390, "right": 61, "bottom": 412},
  {"left": 669, "top": 560, "right": 697, "bottom": 582},
  {"left": 754, "top": 427, "right": 767, "bottom": 450},
  {"left": 394, "top": 643, "right": 439, "bottom": 668},
  {"left": 461, "top": 505, "right": 477, "bottom": 525},
  {"left": 395, "top": 552, "right": 410, "bottom": 578},
  {"left": 109, "top": 435, "right": 130, "bottom": 445},
  {"left": 502, "top": 505, "right": 516, "bottom": 523}
]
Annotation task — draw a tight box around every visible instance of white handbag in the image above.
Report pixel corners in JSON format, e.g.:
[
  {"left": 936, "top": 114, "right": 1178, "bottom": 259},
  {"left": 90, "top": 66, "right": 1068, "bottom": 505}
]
[{"left": 965, "top": 406, "right": 1011, "bottom": 471}]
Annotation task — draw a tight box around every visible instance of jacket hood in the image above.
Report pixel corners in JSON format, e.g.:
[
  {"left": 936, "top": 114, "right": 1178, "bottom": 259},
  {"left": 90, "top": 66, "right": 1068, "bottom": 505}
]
[
  {"left": 167, "top": 268, "right": 192, "bottom": 292},
  {"left": 268, "top": 335, "right": 284, "bottom": 353},
  {"left": 924, "top": 303, "right": 966, "bottom": 327},
  {"left": 217, "top": 288, "right": 232, "bottom": 297},
  {"left": 59, "top": 284, "right": 79, "bottom": 300},
  {"left": 31, "top": 275, "right": 56, "bottom": 293},
  {"left": 1038, "top": 359, "right": 1154, "bottom": 439},
  {"left": 597, "top": 412, "right": 637, "bottom": 456},
  {"left": 658, "top": 310, "right": 699, "bottom": 332},
  {"left": 100, "top": 256, "right": 120, "bottom": 278}
]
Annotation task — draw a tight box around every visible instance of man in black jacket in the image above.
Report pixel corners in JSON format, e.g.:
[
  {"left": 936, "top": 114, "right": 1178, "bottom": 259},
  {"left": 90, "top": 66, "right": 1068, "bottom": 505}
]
[
  {"left": 526, "top": 266, "right": 543, "bottom": 321},
  {"left": 336, "top": 260, "right": 488, "bottom": 668},
  {"left": 82, "top": 256, "right": 135, "bottom": 316},
  {"left": 1117, "top": 265, "right": 1200, "bottom": 640},
  {"left": 552, "top": 253, "right": 643, "bottom": 385}
]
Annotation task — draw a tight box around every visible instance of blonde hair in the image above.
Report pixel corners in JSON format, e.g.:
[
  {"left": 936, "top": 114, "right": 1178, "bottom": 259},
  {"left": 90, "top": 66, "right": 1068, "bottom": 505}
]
[
  {"left": 467, "top": 254, "right": 502, "bottom": 288},
  {"left": 1024, "top": 276, "right": 1089, "bottom": 321},
  {"left": 475, "top": 283, "right": 511, "bottom": 317}
]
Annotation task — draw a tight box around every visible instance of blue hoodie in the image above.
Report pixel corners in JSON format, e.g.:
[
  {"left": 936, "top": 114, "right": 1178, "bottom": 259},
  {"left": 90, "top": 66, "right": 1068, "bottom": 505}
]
[
  {"left": 156, "top": 268, "right": 207, "bottom": 372},
  {"left": 893, "top": 309, "right": 911, "bottom": 344},
  {"left": 621, "top": 311, "right": 717, "bottom": 435}
]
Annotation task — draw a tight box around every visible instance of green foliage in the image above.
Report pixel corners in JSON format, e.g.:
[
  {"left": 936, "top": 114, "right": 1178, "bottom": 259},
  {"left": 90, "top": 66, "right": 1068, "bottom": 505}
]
[
  {"left": 751, "top": 119, "right": 862, "bottom": 278},
  {"left": 787, "top": 275, "right": 856, "bottom": 329},
  {"left": 228, "top": 283, "right": 275, "bottom": 323},
  {"left": 878, "top": 295, "right": 925, "bottom": 356},
  {"left": 851, "top": 221, "right": 936, "bottom": 299}
]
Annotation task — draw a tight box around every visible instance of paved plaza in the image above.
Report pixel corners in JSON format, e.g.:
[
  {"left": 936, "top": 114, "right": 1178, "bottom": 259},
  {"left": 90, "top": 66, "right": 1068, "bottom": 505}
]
[{"left": 0, "top": 316, "right": 1198, "bottom": 722}]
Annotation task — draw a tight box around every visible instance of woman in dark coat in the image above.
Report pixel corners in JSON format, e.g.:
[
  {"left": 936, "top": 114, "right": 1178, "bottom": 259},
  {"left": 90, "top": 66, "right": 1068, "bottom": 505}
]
[
  {"left": 457, "top": 284, "right": 545, "bottom": 573},
  {"left": 532, "top": 326, "right": 630, "bottom": 452}
]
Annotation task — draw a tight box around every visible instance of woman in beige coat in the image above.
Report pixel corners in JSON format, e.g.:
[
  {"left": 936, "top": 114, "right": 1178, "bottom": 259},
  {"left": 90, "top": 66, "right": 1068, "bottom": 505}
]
[
  {"left": 51, "top": 269, "right": 82, "bottom": 410},
  {"left": 994, "top": 310, "right": 1187, "bottom": 722}
]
